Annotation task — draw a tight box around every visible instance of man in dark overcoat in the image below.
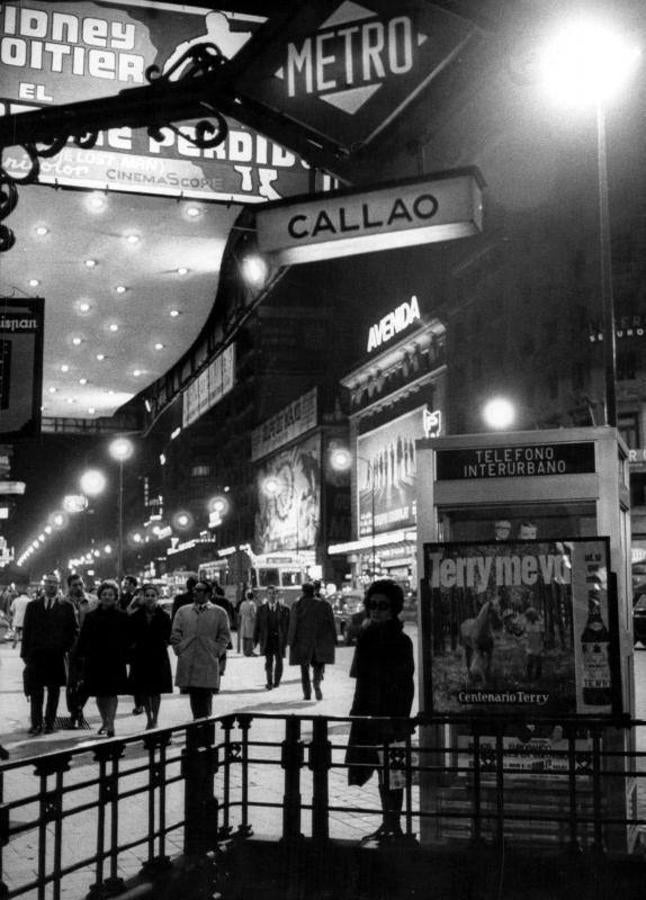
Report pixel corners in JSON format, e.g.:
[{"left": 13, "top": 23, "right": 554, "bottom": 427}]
[
  {"left": 254, "top": 585, "right": 290, "bottom": 689},
  {"left": 21, "top": 573, "right": 78, "bottom": 734},
  {"left": 287, "top": 582, "right": 336, "bottom": 700}
]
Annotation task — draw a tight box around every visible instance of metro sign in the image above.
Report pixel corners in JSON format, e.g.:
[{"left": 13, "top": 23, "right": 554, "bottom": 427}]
[{"left": 230, "top": 0, "right": 475, "bottom": 151}]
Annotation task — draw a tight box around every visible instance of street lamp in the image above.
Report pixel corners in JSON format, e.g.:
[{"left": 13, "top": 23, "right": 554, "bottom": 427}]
[
  {"left": 108, "top": 436, "right": 134, "bottom": 584},
  {"left": 79, "top": 469, "right": 106, "bottom": 497},
  {"left": 482, "top": 397, "right": 516, "bottom": 430},
  {"left": 330, "top": 447, "right": 376, "bottom": 579},
  {"left": 538, "top": 18, "right": 641, "bottom": 426}
]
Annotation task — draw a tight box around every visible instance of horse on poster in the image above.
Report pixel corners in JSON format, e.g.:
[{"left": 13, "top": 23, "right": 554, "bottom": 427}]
[{"left": 460, "top": 598, "right": 502, "bottom": 685}]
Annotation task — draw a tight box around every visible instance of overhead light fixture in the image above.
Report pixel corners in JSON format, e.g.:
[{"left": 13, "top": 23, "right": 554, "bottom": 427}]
[
  {"left": 87, "top": 192, "right": 107, "bottom": 212},
  {"left": 48, "top": 386, "right": 57, "bottom": 393},
  {"left": 125, "top": 233, "right": 140, "bottom": 244},
  {"left": 109, "top": 323, "right": 119, "bottom": 332},
  {"left": 88, "top": 407, "right": 96, "bottom": 414},
  {"left": 115, "top": 285, "right": 127, "bottom": 294},
  {"left": 154, "top": 342, "right": 165, "bottom": 350},
  {"left": 170, "top": 427, "right": 181, "bottom": 440},
  {"left": 96, "top": 353, "right": 105, "bottom": 361},
  {"left": 177, "top": 267, "right": 189, "bottom": 275},
  {"left": 60, "top": 364, "right": 69, "bottom": 372},
  {"left": 133, "top": 369, "right": 142, "bottom": 377},
  {"left": 35, "top": 225, "right": 48, "bottom": 236},
  {"left": 28, "top": 278, "right": 40, "bottom": 287},
  {"left": 79, "top": 377, "right": 88, "bottom": 385},
  {"left": 84, "top": 259, "right": 97, "bottom": 268},
  {"left": 78, "top": 302, "right": 91, "bottom": 312},
  {"left": 185, "top": 206, "right": 201, "bottom": 218},
  {"left": 72, "top": 337, "right": 83, "bottom": 346},
  {"left": 170, "top": 309, "right": 180, "bottom": 317}
]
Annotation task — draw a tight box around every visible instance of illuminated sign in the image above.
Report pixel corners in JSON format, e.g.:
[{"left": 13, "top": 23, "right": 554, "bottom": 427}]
[
  {"left": 182, "top": 344, "right": 235, "bottom": 428},
  {"left": 0, "top": 2, "right": 317, "bottom": 203},
  {"left": 231, "top": 0, "right": 475, "bottom": 151},
  {"left": 256, "top": 170, "right": 483, "bottom": 265},
  {"left": 423, "top": 408, "right": 441, "bottom": 438},
  {"left": 367, "top": 295, "right": 420, "bottom": 352},
  {"left": 0, "top": 297, "right": 43, "bottom": 439},
  {"left": 251, "top": 387, "right": 318, "bottom": 461},
  {"left": 357, "top": 406, "right": 426, "bottom": 537},
  {"left": 0, "top": 481, "right": 25, "bottom": 495},
  {"left": 435, "top": 442, "right": 596, "bottom": 480}
]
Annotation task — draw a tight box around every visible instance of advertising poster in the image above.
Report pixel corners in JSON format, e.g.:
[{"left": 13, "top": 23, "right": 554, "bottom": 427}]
[
  {"left": 0, "top": 1, "right": 314, "bottom": 202},
  {"left": 182, "top": 344, "right": 235, "bottom": 428},
  {"left": 356, "top": 406, "right": 424, "bottom": 537},
  {"left": 255, "top": 432, "right": 321, "bottom": 553},
  {"left": 0, "top": 297, "right": 44, "bottom": 437},
  {"left": 422, "top": 538, "right": 616, "bottom": 718}
]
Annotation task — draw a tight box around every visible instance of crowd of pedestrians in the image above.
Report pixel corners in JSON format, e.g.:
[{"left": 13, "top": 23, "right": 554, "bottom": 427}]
[{"left": 4, "top": 572, "right": 414, "bottom": 846}]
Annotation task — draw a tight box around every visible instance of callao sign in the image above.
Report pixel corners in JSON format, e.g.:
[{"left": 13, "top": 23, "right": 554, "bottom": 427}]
[
  {"left": 256, "top": 169, "right": 483, "bottom": 265},
  {"left": 230, "top": 0, "right": 475, "bottom": 150}
]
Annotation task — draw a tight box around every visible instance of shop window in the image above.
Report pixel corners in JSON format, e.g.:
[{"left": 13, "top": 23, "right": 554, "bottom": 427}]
[{"left": 191, "top": 465, "right": 211, "bottom": 477}]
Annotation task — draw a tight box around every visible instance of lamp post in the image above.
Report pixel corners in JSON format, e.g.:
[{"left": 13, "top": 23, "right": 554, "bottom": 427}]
[
  {"left": 539, "top": 18, "right": 641, "bottom": 427},
  {"left": 330, "top": 448, "right": 376, "bottom": 579},
  {"left": 108, "top": 437, "right": 134, "bottom": 584}
]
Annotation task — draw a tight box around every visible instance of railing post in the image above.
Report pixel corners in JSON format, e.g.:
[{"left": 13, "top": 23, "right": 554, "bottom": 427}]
[
  {"left": 182, "top": 721, "right": 218, "bottom": 856},
  {"left": 235, "top": 714, "right": 253, "bottom": 839},
  {"left": 88, "top": 741, "right": 125, "bottom": 899},
  {"left": 141, "top": 731, "right": 173, "bottom": 876},
  {"left": 280, "top": 716, "right": 304, "bottom": 842},
  {"left": 33, "top": 753, "right": 71, "bottom": 900},
  {"left": 309, "top": 718, "right": 332, "bottom": 843}
]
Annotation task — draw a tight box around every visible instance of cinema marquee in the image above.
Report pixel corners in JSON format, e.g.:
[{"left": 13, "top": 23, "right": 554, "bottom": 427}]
[{"left": 256, "top": 169, "right": 484, "bottom": 265}]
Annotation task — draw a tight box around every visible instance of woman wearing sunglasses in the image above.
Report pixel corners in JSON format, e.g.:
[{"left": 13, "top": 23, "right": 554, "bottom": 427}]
[{"left": 345, "top": 579, "right": 415, "bottom": 845}]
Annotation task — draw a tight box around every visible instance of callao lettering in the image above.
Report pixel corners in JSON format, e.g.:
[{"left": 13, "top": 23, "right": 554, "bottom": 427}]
[{"left": 287, "top": 194, "right": 438, "bottom": 240}]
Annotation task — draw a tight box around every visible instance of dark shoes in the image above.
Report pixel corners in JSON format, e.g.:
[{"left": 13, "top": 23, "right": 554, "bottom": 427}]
[
  {"left": 28, "top": 725, "right": 42, "bottom": 735},
  {"left": 360, "top": 824, "right": 405, "bottom": 847},
  {"left": 43, "top": 724, "right": 56, "bottom": 734},
  {"left": 314, "top": 684, "right": 323, "bottom": 701},
  {"left": 265, "top": 683, "right": 273, "bottom": 690},
  {"left": 132, "top": 706, "right": 144, "bottom": 715},
  {"left": 273, "top": 681, "right": 281, "bottom": 688}
]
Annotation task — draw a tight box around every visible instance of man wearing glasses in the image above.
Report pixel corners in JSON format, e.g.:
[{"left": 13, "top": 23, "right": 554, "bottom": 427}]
[{"left": 171, "top": 578, "right": 231, "bottom": 719}]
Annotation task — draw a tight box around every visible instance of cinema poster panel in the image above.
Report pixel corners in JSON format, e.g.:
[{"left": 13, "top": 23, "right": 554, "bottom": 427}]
[
  {"left": 0, "top": 1, "right": 314, "bottom": 203},
  {"left": 0, "top": 297, "right": 44, "bottom": 437},
  {"left": 356, "top": 406, "right": 424, "bottom": 538},
  {"left": 255, "top": 432, "right": 321, "bottom": 554},
  {"left": 421, "top": 538, "right": 616, "bottom": 718}
]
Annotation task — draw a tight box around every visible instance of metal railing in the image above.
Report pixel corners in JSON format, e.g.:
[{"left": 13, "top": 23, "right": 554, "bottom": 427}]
[{"left": 1, "top": 713, "right": 645, "bottom": 898}]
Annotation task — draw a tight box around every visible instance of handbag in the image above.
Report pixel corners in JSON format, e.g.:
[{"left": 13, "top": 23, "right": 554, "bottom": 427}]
[{"left": 378, "top": 740, "right": 420, "bottom": 789}]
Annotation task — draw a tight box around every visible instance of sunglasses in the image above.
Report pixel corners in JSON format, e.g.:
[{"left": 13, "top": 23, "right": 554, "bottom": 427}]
[{"left": 368, "top": 600, "right": 391, "bottom": 611}]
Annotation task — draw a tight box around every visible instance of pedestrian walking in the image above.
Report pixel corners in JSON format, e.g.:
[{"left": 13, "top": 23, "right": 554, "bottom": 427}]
[
  {"left": 171, "top": 575, "right": 197, "bottom": 621},
  {"left": 118, "top": 575, "right": 144, "bottom": 715},
  {"left": 254, "top": 585, "right": 289, "bottom": 690},
  {"left": 238, "top": 590, "right": 257, "bottom": 656},
  {"left": 63, "top": 573, "right": 96, "bottom": 728},
  {"left": 128, "top": 584, "right": 173, "bottom": 729},
  {"left": 76, "top": 580, "right": 131, "bottom": 737},
  {"left": 345, "top": 579, "right": 415, "bottom": 845},
  {"left": 287, "top": 582, "right": 336, "bottom": 700},
  {"left": 170, "top": 578, "right": 231, "bottom": 719},
  {"left": 9, "top": 588, "right": 32, "bottom": 648},
  {"left": 21, "top": 573, "right": 78, "bottom": 735},
  {"left": 211, "top": 587, "right": 235, "bottom": 677}
]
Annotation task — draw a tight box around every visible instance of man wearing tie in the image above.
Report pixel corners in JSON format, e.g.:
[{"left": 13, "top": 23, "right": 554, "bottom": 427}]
[
  {"left": 21, "top": 573, "right": 78, "bottom": 735},
  {"left": 254, "top": 585, "right": 289, "bottom": 690}
]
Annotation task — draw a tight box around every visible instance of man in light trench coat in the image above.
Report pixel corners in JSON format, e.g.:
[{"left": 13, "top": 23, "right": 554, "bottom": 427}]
[{"left": 170, "top": 578, "right": 231, "bottom": 719}]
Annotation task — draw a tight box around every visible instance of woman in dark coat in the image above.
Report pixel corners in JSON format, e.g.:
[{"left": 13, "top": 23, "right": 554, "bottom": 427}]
[
  {"left": 129, "top": 583, "right": 172, "bottom": 729},
  {"left": 76, "top": 579, "right": 131, "bottom": 737},
  {"left": 345, "top": 579, "right": 415, "bottom": 844}
]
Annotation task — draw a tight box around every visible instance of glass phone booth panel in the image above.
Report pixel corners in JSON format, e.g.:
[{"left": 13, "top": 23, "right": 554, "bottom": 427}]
[{"left": 415, "top": 427, "right": 635, "bottom": 853}]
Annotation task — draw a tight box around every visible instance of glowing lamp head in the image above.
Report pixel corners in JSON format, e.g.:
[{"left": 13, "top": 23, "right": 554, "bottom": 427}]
[
  {"left": 539, "top": 18, "right": 641, "bottom": 108},
  {"left": 482, "top": 397, "right": 515, "bottom": 431},
  {"left": 241, "top": 254, "right": 269, "bottom": 289},
  {"left": 79, "top": 469, "right": 106, "bottom": 497},
  {"left": 109, "top": 437, "right": 134, "bottom": 462}
]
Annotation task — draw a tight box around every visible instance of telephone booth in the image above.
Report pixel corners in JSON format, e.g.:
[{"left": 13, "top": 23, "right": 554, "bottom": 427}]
[{"left": 415, "top": 426, "right": 636, "bottom": 852}]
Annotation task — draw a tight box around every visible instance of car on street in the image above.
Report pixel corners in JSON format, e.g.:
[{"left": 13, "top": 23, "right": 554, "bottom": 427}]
[
  {"left": 331, "top": 591, "right": 366, "bottom": 645},
  {"left": 634, "top": 592, "right": 646, "bottom": 647}
]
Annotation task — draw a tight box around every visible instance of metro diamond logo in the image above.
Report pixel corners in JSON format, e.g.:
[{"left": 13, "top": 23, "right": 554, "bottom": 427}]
[
  {"left": 230, "top": 0, "right": 475, "bottom": 152},
  {"left": 273, "top": 1, "right": 429, "bottom": 115}
]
